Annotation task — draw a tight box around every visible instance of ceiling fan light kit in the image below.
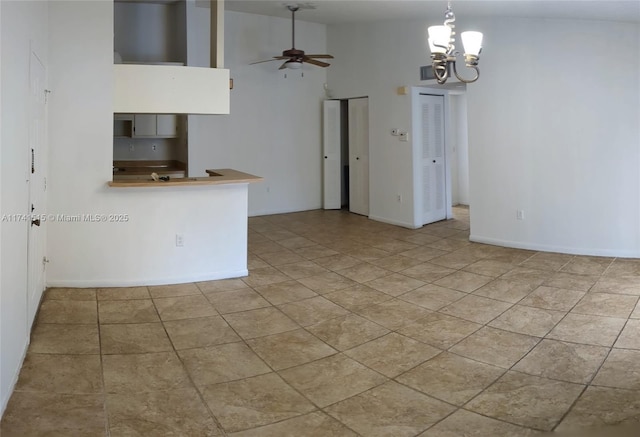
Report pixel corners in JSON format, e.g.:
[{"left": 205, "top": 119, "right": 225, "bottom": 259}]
[
  {"left": 250, "top": 4, "right": 333, "bottom": 71},
  {"left": 285, "top": 60, "right": 303, "bottom": 69},
  {"left": 428, "top": 2, "right": 483, "bottom": 84}
]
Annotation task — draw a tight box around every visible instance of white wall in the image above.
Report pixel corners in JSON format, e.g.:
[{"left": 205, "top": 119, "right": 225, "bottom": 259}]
[
  {"left": 450, "top": 93, "right": 470, "bottom": 205},
  {"left": 187, "top": 10, "right": 328, "bottom": 216},
  {"left": 327, "top": 19, "right": 431, "bottom": 228},
  {"left": 467, "top": 17, "right": 640, "bottom": 256},
  {"left": 46, "top": 1, "right": 249, "bottom": 288},
  {"left": 0, "top": 0, "right": 48, "bottom": 415},
  {"left": 328, "top": 15, "right": 640, "bottom": 256},
  {"left": 0, "top": 1, "right": 3, "bottom": 415},
  {"left": 450, "top": 95, "right": 460, "bottom": 205},
  {"left": 0, "top": 0, "right": 3, "bottom": 409},
  {"left": 457, "top": 94, "right": 470, "bottom": 205}
]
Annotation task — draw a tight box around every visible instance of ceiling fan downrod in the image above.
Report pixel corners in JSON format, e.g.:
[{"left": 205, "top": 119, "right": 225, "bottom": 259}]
[{"left": 288, "top": 5, "right": 299, "bottom": 49}]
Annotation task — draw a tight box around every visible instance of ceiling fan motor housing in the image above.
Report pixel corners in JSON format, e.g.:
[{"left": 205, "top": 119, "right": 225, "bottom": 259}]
[{"left": 283, "top": 48, "right": 305, "bottom": 59}]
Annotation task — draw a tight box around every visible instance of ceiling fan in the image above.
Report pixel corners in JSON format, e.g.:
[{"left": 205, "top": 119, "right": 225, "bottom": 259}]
[{"left": 250, "top": 4, "right": 333, "bottom": 70}]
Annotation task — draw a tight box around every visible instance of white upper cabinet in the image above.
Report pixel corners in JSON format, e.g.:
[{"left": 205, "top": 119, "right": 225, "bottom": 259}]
[
  {"left": 133, "top": 114, "right": 157, "bottom": 137},
  {"left": 131, "top": 114, "right": 178, "bottom": 138},
  {"left": 156, "top": 114, "right": 178, "bottom": 137}
]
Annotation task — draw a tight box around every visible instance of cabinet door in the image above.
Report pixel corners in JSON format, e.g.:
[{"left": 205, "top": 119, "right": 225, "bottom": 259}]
[
  {"left": 156, "top": 114, "right": 177, "bottom": 137},
  {"left": 133, "top": 114, "right": 157, "bottom": 137}
]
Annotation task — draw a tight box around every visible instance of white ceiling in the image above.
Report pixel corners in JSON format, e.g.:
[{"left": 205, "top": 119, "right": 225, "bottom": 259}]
[{"left": 224, "top": 0, "right": 640, "bottom": 24}]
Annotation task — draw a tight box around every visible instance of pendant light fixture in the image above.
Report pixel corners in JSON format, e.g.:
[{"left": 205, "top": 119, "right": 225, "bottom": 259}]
[{"left": 428, "top": 2, "right": 483, "bottom": 84}]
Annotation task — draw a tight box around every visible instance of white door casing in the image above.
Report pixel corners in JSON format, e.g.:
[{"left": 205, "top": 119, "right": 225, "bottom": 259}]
[
  {"left": 27, "top": 50, "right": 47, "bottom": 327},
  {"left": 348, "top": 98, "right": 369, "bottom": 216},
  {"left": 323, "top": 100, "right": 341, "bottom": 210}
]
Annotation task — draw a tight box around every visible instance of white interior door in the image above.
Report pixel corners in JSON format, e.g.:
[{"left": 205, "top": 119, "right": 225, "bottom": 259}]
[
  {"left": 27, "top": 50, "right": 47, "bottom": 327},
  {"left": 323, "top": 100, "right": 341, "bottom": 209},
  {"left": 348, "top": 98, "right": 369, "bottom": 216},
  {"left": 420, "top": 94, "right": 446, "bottom": 225}
]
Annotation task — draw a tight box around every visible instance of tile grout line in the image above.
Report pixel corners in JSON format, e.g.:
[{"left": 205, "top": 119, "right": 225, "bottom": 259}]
[
  {"left": 150, "top": 288, "right": 230, "bottom": 437},
  {"left": 12, "top": 209, "right": 640, "bottom": 435},
  {"left": 96, "top": 291, "right": 112, "bottom": 437}
]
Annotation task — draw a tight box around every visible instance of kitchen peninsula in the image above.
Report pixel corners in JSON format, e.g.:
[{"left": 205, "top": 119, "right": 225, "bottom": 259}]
[{"left": 98, "top": 168, "right": 263, "bottom": 286}]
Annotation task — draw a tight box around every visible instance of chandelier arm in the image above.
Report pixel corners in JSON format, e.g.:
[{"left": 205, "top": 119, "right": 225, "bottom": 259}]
[
  {"left": 452, "top": 60, "right": 480, "bottom": 84},
  {"left": 431, "top": 53, "right": 450, "bottom": 84},
  {"left": 435, "top": 68, "right": 448, "bottom": 84}
]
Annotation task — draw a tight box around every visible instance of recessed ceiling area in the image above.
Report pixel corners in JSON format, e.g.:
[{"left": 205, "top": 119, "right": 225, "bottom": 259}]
[{"left": 224, "top": 0, "right": 640, "bottom": 24}]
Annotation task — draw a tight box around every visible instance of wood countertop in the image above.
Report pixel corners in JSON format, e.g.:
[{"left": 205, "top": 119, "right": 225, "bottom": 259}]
[{"left": 108, "top": 168, "right": 263, "bottom": 187}]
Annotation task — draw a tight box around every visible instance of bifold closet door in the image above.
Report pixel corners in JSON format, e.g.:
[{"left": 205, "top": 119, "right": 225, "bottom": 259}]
[
  {"left": 323, "top": 100, "right": 341, "bottom": 210},
  {"left": 348, "top": 98, "right": 369, "bottom": 216}
]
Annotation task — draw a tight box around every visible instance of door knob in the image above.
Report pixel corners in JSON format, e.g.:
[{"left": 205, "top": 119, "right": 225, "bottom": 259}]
[
  {"left": 31, "top": 218, "right": 41, "bottom": 227},
  {"left": 432, "top": 160, "right": 436, "bottom": 163},
  {"left": 356, "top": 157, "right": 360, "bottom": 160},
  {"left": 324, "top": 156, "right": 328, "bottom": 159}
]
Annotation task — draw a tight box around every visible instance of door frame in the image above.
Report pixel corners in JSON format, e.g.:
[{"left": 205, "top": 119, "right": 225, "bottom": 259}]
[
  {"left": 322, "top": 96, "right": 370, "bottom": 214},
  {"left": 410, "top": 87, "right": 453, "bottom": 228},
  {"left": 26, "top": 48, "right": 48, "bottom": 328}
]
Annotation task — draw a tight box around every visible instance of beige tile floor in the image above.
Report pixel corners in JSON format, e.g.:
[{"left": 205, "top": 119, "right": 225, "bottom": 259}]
[{"left": 2, "top": 206, "right": 640, "bottom": 436}]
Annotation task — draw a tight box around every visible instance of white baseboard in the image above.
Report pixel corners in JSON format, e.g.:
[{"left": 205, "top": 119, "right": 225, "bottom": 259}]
[
  {"left": 249, "top": 204, "right": 323, "bottom": 217},
  {"left": 46, "top": 269, "right": 249, "bottom": 288},
  {"left": 369, "top": 215, "right": 421, "bottom": 229},
  {"left": 1, "top": 341, "right": 29, "bottom": 417},
  {"left": 470, "top": 234, "right": 640, "bottom": 258}
]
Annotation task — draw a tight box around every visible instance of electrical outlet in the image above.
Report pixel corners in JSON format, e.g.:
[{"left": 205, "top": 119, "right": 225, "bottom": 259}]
[
  {"left": 152, "top": 143, "right": 157, "bottom": 151},
  {"left": 396, "top": 194, "right": 402, "bottom": 203},
  {"left": 176, "top": 234, "right": 184, "bottom": 247},
  {"left": 516, "top": 210, "right": 525, "bottom": 220},
  {"left": 399, "top": 131, "right": 409, "bottom": 142},
  {"left": 391, "top": 128, "right": 399, "bottom": 136},
  {"left": 129, "top": 143, "right": 134, "bottom": 152}
]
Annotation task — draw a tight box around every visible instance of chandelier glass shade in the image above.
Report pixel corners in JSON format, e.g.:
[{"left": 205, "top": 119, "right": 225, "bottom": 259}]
[{"left": 427, "top": 2, "right": 483, "bottom": 84}]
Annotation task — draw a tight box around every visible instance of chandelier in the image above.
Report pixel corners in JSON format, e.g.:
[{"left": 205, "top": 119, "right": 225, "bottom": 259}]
[{"left": 428, "top": 2, "right": 483, "bottom": 84}]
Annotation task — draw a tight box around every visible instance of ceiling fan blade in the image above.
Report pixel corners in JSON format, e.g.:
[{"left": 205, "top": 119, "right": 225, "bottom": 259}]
[
  {"left": 250, "top": 59, "right": 279, "bottom": 65},
  {"left": 278, "top": 61, "right": 289, "bottom": 70},
  {"left": 250, "top": 56, "right": 291, "bottom": 65},
  {"left": 305, "top": 54, "right": 334, "bottom": 59},
  {"left": 303, "top": 57, "right": 330, "bottom": 68}
]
